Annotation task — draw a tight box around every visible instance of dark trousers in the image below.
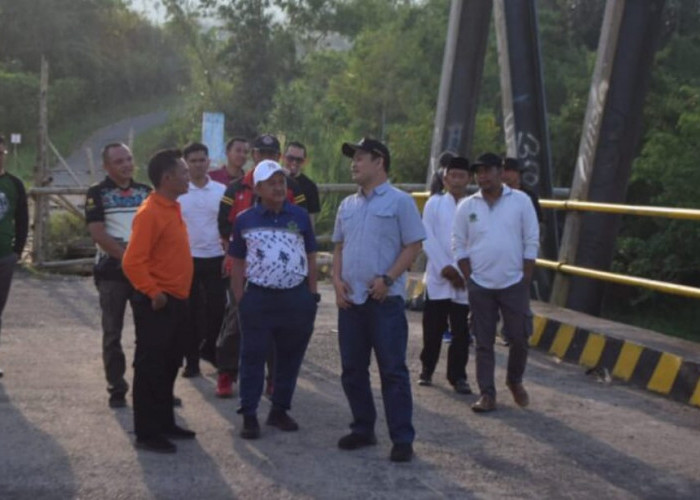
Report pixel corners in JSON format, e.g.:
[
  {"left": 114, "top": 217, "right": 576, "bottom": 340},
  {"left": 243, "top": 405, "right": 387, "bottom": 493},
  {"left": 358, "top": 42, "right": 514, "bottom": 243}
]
[
  {"left": 185, "top": 256, "right": 226, "bottom": 368},
  {"left": 237, "top": 283, "right": 316, "bottom": 415},
  {"left": 216, "top": 289, "right": 241, "bottom": 378},
  {"left": 467, "top": 278, "right": 531, "bottom": 398},
  {"left": 0, "top": 253, "right": 18, "bottom": 337},
  {"left": 420, "top": 297, "right": 470, "bottom": 384},
  {"left": 96, "top": 279, "right": 134, "bottom": 396},
  {"left": 132, "top": 293, "right": 189, "bottom": 439},
  {"left": 338, "top": 296, "right": 415, "bottom": 445}
]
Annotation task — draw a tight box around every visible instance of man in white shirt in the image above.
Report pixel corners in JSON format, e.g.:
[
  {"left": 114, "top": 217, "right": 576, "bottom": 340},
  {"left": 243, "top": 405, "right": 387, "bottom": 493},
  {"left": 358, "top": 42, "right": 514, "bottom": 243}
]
[
  {"left": 419, "top": 156, "right": 473, "bottom": 394},
  {"left": 453, "top": 153, "right": 539, "bottom": 412},
  {"left": 178, "top": 142, "right": 227, "bottom": 377}
]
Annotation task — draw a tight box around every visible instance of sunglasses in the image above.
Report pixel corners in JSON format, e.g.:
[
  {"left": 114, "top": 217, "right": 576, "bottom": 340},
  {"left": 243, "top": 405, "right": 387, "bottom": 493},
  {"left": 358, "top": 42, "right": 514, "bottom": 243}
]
[{"left": 285, "top": 155, "right": 305, "bottom": 163}]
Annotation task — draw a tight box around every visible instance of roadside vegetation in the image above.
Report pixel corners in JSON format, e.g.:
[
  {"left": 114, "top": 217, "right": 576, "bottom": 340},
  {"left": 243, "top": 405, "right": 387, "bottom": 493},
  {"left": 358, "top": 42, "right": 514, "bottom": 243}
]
[{"left": 2, "top": 0, "right": 700, "bottom": 339}]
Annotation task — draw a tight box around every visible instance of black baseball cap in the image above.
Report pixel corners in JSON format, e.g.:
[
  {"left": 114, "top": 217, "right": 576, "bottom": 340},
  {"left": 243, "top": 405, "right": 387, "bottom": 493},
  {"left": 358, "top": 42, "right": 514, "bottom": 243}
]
[
  {"left": 253, "top": 134, "right": 281, "bottom": 153},
  {"left": 341, "top": 137, "right": 391, "bottom": 170},
  {"left": 503, "top": 157, "right": 524, "bottom": 172},
  {"left": 438, "top": 150, "right": 458, "bottom": 168},
  {"left": 446, "top": 156, "right": 470, "bottom": 171},
  {"left": 470, "top": 152, "right": 502, "bottom": 171}
]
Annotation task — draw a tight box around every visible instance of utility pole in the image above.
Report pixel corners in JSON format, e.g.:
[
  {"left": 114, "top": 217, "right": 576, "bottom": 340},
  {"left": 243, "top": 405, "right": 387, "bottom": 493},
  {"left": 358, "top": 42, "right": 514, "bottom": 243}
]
[{"left": 33, "top": 56, "right": 50, "bottom": 265}]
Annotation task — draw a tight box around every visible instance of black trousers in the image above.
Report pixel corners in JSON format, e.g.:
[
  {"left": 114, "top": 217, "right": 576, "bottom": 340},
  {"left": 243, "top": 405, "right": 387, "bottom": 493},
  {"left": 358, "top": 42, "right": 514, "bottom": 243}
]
[
  {"left": 185, "top": 256, "right": 226, "bottom": 368},
  {"left": 419, "top": 296, "right": 471, "bottom": 385},
  {"left": 132, "top": 292, "right": 189, "bottom": 439}
]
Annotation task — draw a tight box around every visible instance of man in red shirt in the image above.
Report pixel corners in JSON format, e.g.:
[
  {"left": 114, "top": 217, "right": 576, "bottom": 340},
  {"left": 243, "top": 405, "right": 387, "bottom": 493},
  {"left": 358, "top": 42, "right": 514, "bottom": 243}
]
[{"left": 209, "top": 137, "right": 249, "bottom": 186}]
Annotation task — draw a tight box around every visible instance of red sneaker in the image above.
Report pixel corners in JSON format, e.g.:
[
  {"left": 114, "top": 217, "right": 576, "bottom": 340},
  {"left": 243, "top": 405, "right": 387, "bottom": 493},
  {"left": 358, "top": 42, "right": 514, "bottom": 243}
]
[{"left": 216, "top": 373, "right": 234, "bottom": 398}]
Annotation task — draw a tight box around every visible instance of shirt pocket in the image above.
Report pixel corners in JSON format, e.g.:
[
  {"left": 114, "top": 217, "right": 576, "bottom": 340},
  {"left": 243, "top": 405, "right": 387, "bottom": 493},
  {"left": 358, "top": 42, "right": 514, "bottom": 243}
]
[{"left": 370, "top": 206, "right": 400, "bottom": 249}]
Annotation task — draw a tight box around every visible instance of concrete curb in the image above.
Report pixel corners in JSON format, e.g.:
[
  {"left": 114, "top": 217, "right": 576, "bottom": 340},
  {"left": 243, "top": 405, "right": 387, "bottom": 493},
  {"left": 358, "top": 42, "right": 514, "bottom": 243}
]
[{"left": 405, "top": 274, "right": 700, "bottom": 408}]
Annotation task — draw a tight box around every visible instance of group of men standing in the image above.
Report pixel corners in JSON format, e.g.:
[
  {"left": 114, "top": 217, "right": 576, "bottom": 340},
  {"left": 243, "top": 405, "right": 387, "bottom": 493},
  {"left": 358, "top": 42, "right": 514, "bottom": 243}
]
[{"left": 84, "top": 133, "right": 539, "bottom": 463}]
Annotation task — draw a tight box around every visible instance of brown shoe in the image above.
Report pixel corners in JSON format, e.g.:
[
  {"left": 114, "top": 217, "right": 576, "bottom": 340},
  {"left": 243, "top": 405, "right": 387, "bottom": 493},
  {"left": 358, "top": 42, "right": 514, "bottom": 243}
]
[
  {"left": 471, "top": 394, "right": 496, "bottom": 413},
  {"left": 507, "top": 382, "right": 529, "bottom": 407}
]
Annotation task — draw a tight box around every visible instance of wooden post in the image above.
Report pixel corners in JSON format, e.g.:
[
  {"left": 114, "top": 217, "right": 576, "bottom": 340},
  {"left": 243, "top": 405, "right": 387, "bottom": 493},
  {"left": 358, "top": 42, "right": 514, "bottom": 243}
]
[{"left": 32, "top": 56, "right": 50, "bottom": 265}]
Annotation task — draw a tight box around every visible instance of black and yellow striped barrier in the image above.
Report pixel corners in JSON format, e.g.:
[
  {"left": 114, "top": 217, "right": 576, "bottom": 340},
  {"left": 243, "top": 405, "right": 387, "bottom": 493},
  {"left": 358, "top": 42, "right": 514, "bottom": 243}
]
[
  {"left": 404, "top": 274, "right": 700, "bottom": 408},
  {"left": 530, "top": 315, "right": 700, "bottom": 408}
]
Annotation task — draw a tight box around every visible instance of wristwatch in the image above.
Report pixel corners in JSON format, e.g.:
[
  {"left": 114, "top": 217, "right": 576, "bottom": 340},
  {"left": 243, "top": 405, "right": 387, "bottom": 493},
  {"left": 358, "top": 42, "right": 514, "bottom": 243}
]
[{"left": 381, "top": 274, "right": 394, "bottom": 287}]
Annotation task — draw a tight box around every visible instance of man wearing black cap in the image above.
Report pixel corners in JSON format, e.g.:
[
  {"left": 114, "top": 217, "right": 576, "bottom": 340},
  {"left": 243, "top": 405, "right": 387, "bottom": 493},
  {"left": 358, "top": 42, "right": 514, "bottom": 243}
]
[
  {"left": 452, "top": 152, "right": 539, "bottom": 412},
  {"left": 502, "top": 157, "right": 543, "bottom": 223},
  {"left": 332, "top": 137, "right": 425, "bottom": 462},
  {"left": 419, "top": 156, "right": 473, "bottom": 394}
]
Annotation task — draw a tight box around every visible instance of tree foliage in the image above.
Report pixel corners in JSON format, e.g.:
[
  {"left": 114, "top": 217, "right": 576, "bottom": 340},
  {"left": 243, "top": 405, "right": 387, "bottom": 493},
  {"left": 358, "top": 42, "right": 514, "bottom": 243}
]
[{"left": 0, "top": 0, "right": 188, "bottom": 139}]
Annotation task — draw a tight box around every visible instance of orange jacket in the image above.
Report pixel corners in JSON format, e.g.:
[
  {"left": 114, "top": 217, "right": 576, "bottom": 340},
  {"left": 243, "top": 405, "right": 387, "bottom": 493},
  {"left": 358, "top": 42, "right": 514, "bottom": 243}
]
[{"left": 122, "top": 192, "right": 193, "bottom": 299}]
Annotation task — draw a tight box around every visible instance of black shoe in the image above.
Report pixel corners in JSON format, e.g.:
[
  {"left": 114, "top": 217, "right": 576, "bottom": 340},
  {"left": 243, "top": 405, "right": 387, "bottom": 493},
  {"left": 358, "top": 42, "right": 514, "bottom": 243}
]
[
  {"left": 108, "top": 394, "right": 127, "bottom": 408},
  {"left": 266, "top": 409, "right": 299, "bottom": 431},
  {"left": 337, "top": 432, "right": 377, "bottom": 450},
  {"left": 135, "top": 436, "right": 176, "bottom": 454},
  {"left": 417, "top": 374, "right": 432, "bottom": 386},
  {"left": 173, "top": 396, "right": 182, "bottom": 407},
  {"left": 240, "top": 415, "right": 260, "bottom": 440},
  {"left": 182, "top": 366, "right": 201, "bottom": 378},
  {"left": 164, "top": 424, "right": 196, "bottom": 440},
  {"left": 452, "top": 378, "right": 473, "bottom": 395},
  {"left": 390, "top": 443, "right": 414, "bottom": 462}
]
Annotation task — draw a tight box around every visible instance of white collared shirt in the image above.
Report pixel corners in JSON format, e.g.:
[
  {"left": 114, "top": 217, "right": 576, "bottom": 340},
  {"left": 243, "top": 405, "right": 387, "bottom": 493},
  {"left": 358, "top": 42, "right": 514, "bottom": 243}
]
[
  {"left": 422, "top": 192, "right": 468, "bottom": 304},
  {"left": 452, "top": 184, "right": 539, "bottom": 289},
  {"left": 178, "top": 177, "right": 226, "bottom": 258}
]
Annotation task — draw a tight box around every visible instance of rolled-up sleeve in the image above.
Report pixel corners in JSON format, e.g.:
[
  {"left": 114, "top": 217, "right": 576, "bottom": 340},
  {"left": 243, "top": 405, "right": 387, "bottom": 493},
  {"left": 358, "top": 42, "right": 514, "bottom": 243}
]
[
  {"left": 331, "top": 202, "right": 344, "bottom": 243},
  {"left": 452, "top": 198, "right": 470, "bottom": 261},
  {"left": 397, "top": 194, "right": 425, "bottom": 245}
]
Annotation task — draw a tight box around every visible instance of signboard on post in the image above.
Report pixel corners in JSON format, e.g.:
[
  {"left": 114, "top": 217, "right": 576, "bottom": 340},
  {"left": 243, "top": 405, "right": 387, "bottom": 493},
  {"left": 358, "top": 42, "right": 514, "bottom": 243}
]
[
  {"left": 201, "top": 112, "right": 226, "bottom": 168},
  {"left": 10, "top": 134, "right": 21, "bottom": 144}
]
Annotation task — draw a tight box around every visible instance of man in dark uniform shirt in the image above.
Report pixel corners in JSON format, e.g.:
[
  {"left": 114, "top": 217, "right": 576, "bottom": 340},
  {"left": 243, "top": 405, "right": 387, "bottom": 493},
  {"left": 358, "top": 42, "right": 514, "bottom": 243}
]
[
  {"left": 85, "top": 143, "right": 152, "bottom": 408},
  {"left": 282, "top": 141, "right": 320, "bottom": 226}
]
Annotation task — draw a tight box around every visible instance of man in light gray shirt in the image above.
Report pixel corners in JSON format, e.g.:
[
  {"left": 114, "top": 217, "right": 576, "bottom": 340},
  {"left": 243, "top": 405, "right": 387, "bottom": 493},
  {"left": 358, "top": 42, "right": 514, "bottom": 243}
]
[
  {"left": 453, "top": 153, "right": 539, "bottom": 413},
  {"left": 332, "top": 138, "right": 425, "bottom": 463}
]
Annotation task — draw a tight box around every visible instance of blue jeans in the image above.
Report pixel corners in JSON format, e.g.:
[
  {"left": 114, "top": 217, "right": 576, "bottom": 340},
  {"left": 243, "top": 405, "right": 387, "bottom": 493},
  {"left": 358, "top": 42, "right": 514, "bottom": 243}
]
[
  {"left": 237, "top": 283, "right": 316, "bottom": 416},
  {"left": 338, "top": 296, "right": 415, "bottom": 444}
]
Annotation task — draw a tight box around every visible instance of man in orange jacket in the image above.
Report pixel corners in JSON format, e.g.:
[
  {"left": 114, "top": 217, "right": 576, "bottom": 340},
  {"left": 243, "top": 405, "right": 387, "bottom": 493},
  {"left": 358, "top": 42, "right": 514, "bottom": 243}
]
[{"left": 122, "top": 149, "right": 195, "bottom": 454}]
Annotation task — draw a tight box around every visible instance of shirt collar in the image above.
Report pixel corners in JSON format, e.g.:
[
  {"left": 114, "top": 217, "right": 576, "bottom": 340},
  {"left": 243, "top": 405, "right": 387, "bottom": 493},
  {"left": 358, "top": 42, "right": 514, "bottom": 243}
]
[
  {"left": 254, "top": 199, "right": 292, "bottom": 216},
  {"left": 151, "top": 191, "right": 179, "bottom": 208},
  {"left": 188, "top": 176, "right": 212, "bottom": 190},
  {"left": 104, "top": 176, "right": 134, "bottom": 190},
  {"left": 475, "top": 183, "right": 512, "bottom": 199},
  {"left": 358, "top": 180, "right": 390, "bottom": 198}
]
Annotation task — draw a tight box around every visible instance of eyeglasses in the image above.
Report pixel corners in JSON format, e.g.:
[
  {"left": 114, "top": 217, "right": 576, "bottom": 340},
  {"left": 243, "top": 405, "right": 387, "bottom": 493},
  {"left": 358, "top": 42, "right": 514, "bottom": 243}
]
[{"left": 285, "top": 155, "right": 305, "bottom": 163}]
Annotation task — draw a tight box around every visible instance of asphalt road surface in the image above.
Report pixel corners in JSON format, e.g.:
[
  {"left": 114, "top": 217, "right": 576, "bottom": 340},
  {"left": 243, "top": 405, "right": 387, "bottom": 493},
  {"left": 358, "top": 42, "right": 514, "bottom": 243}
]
[{"left": 1, "top": 271, "right": 699, "bottom": 499}]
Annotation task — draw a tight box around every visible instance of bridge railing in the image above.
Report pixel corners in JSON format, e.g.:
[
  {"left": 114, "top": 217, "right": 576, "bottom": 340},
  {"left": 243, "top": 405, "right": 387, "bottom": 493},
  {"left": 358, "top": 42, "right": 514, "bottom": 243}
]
[
  {"left": 32, "top": 184, "right": 697, "bottom": 302},
  {"left": 538, "top": 199, "right": 700, "bottom": 300}
]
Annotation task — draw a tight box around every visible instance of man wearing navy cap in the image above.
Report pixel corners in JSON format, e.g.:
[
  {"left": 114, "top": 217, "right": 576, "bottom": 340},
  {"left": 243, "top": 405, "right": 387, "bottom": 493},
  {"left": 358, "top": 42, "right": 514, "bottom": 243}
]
[
  {"left": 229, "top": 160, "right": 318, "bottom": 439},
  {"left": 332, "top": 137, "right": 425, "bottom": 462},
  {"left": 452, "top": 153, "right": 539, "bottom": 412}
]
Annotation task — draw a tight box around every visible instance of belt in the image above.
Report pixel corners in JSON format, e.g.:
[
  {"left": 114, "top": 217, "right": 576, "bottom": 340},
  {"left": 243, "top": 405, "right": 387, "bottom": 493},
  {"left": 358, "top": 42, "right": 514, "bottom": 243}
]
[{"left": 246, "top": 280, "right": 306, "bottom": 293}]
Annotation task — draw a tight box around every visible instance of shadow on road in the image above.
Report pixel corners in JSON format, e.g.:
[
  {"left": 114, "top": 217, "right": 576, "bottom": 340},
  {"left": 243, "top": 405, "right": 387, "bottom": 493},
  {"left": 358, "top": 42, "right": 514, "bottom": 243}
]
[{"left": 0, "top": 383, "right": 77, "bottom": 498}]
